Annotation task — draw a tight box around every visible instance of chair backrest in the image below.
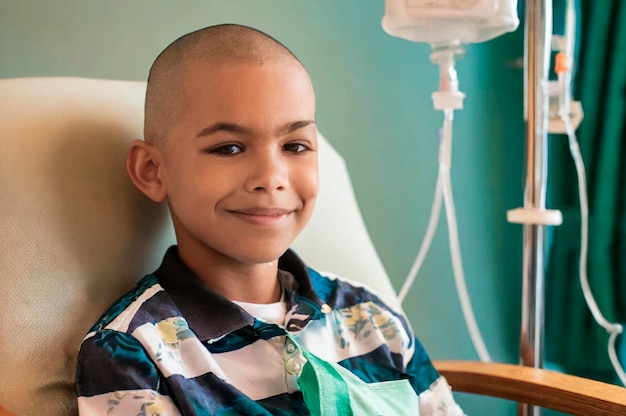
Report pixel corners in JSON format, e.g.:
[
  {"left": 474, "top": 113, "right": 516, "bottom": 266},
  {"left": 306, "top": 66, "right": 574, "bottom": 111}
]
[{"left": 0, "top": 77, "right": 396, "bottom": 416}]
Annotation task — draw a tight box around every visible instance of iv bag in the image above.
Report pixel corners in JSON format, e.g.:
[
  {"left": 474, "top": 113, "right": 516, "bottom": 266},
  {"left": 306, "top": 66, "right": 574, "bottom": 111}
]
[{"left": 382, "top": 0, "right": 519, "bottom": 45}]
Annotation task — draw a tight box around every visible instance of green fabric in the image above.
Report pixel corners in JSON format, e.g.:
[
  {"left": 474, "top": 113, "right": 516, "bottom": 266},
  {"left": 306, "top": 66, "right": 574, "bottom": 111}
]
[
  {"left": 546, "top": 0, "right": 626, "bottom": 383},
  {"left": 289, "top": 335, "right": 420, "bottom": 416}
]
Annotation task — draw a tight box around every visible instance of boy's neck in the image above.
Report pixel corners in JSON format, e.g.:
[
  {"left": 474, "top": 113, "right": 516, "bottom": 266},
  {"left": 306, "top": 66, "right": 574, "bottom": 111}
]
[{"left": 177, "top": 245, "right": 282, "bottom": 304}]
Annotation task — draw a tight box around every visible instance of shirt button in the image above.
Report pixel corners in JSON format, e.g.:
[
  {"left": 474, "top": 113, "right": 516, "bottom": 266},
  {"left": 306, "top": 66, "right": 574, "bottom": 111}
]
[
  {"left": 286, "top": 342, "right": 297, "bottom": 354},
  {"left": 285, "top": 357, "right": 303, "bottom": 375}
]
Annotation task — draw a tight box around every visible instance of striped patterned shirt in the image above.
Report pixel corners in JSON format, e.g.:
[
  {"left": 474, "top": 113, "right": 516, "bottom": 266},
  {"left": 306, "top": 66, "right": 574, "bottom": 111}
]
[{"left": 76, "top": 246, "right": 463, "bottom": 415}]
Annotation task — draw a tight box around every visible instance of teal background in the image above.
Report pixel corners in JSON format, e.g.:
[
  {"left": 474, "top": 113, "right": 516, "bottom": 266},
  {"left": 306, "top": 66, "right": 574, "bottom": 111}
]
[{"left": 0, "top": 1, "right": 527, "bottom": 414}]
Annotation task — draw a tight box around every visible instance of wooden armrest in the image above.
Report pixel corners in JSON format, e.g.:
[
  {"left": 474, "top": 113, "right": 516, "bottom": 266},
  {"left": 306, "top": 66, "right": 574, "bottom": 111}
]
[{"left": 434, "top": 360, "right": 626, "bottom": 416}]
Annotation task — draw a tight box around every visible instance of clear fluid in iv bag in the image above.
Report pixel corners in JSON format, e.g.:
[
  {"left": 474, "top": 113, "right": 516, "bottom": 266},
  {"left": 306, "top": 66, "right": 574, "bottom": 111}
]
[{"left": 382, "top": 0, "right": 519, "bottom": 45}]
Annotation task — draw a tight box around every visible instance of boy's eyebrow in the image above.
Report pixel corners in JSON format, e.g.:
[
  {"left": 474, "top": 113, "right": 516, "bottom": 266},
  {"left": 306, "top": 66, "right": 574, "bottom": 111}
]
[
  {"left": 196, "top": 120, "right": 316, "bottom": 138},
  {"left": 276, "top": 120, "right": 316, "bottom": 136},
  {"left": 196, "top": 123, "right": 252, "bottom": 137}
]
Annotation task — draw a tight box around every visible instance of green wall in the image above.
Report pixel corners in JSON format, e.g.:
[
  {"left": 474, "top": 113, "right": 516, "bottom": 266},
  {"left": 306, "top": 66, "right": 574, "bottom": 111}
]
[{"left": 0, "top": 1, "right": 527, "bottom": 413}]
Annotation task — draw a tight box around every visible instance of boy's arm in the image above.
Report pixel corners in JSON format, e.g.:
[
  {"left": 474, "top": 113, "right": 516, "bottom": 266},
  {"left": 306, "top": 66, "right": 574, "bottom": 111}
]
[{"left": 76, "top": 329, "right": 182, "bottom": 416}]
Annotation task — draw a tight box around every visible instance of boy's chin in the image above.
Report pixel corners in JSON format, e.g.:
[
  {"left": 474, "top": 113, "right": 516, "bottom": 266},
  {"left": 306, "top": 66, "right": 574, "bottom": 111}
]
[{"left": 235, "top": 247, "right": 291, "bottom": 266}]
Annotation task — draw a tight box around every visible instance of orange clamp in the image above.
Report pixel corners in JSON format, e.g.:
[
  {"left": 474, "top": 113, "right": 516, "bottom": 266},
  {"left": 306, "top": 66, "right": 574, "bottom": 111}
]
[{"left": 555, "top": 52, "right": 569, "bottom": 74}]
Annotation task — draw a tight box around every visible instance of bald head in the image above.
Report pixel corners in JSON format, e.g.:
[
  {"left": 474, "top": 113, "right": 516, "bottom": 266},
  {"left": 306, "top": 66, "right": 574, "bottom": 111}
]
[{"left": 144, "top": 24, "right": 305, "bottom": 145}]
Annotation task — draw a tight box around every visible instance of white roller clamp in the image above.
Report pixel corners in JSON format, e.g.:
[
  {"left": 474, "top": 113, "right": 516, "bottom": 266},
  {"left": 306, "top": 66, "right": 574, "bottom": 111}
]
[{"left": 507, "top": 207, "right": 563, "bottom": 226}]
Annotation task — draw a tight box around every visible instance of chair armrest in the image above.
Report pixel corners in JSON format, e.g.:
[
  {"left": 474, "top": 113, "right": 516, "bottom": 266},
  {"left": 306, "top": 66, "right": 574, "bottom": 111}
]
[{"left": 434, "top": 360, "right": 626, "bottom": 416}]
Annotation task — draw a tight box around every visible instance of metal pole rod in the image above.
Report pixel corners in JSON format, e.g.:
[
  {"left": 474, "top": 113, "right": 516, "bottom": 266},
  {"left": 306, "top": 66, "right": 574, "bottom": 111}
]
[{"left": 519, "top": 1, "right": 552, "bottom": 415}]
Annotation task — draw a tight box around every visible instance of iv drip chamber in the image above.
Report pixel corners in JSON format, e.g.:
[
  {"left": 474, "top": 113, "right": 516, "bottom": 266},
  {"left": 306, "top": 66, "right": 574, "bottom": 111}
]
[{"left": 382, "top": 0, "right": 519, "bottom": 45}]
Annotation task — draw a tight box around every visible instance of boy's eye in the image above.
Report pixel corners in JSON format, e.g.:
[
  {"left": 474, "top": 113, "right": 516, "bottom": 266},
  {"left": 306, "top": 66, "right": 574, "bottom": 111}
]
[
  {"left": 283, "top": 143, "right": 309, "bottom": 153},
  {"left": 209, "top": 144, "right": 243, "bottom": 156}
]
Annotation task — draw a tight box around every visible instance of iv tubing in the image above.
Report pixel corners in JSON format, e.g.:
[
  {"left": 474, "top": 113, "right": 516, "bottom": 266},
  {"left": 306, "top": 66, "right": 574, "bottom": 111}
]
[
  {"left": 559, "top": 82, "right": 626, "bottom": 385},
  {"left": 555, "top": 0, "right": 625, "bottom": 385},
  {"left": 397, "top": 175, "right": 442, "bottom": 303},
  {"left": 440, "top": 108, "right": 492, "bottom": 363},
  {"left": 398, "top": 78, "right": 491, "bottom": 362}
]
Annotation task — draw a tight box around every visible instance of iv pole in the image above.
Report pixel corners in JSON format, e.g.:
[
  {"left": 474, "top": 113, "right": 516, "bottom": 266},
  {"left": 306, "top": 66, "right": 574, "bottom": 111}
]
[{"left": 516, "top": 0, "right": 555, "bottom": 415}]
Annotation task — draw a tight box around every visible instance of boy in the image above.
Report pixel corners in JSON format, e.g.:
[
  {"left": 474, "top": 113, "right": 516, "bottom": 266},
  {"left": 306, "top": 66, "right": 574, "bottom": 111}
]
[{"left": 76, "top": 24, "right": 463, "bottom": 415}]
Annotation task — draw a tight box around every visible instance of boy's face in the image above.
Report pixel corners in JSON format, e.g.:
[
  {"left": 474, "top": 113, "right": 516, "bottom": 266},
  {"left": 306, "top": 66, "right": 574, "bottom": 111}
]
[{"left": 157, "top": 61, "right": 318, "bottom": 266}]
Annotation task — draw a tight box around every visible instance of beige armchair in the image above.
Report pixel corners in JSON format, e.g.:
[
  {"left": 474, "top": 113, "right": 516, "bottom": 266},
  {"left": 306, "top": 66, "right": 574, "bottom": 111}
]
[{"left": 0, "top": 77, "right": 624, "bottom": 416}]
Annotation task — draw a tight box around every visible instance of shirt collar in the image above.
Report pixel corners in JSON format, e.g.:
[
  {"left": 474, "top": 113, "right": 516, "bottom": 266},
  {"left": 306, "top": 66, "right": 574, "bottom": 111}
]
[{"left": 152, "top": 246, "right": 326, "bottom": 341}]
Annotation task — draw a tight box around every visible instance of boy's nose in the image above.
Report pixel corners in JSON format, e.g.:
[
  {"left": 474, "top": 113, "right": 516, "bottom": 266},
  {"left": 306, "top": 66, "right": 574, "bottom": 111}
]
[{"left": 245, "top": 153, "right": 288, "bottom": 193}]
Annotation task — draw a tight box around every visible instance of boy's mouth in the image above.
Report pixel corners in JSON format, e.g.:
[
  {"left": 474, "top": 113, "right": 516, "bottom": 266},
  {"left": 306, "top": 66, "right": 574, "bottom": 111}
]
[{"left": 227, "top": 207, "right": 294, "bottom": 226}]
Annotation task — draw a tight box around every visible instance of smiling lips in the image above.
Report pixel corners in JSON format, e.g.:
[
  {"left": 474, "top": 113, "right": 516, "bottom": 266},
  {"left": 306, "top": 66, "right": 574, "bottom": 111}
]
[{"left": 228, "top": 207, "right": 294, "bottom": 226}]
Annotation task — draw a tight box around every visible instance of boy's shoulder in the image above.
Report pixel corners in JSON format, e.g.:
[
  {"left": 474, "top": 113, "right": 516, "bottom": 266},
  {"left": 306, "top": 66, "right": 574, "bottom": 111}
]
[
  {"left": 308, "top": 267, "right": 397, "bottom": 312},
  {"left": 86, "top": 274, "right": 167, "bottom": 335},
  {"left": 281, "top": 248, "right": 398, "bottom": 313}
]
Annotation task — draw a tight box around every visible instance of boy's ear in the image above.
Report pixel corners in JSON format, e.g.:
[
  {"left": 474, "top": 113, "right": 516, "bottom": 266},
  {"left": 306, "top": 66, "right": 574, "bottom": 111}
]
[{"left": 126, "top": 139, "right": 167, "bottom": 203}]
